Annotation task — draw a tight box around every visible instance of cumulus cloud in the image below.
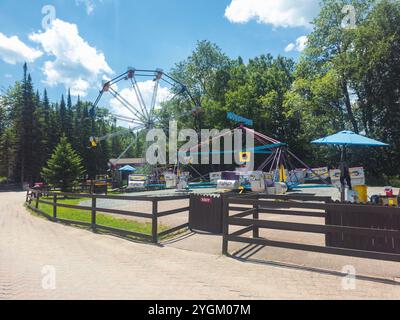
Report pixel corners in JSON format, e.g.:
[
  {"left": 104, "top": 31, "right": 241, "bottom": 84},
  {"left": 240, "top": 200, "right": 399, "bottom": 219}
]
[
  {"left": 29, "top": 19, "right": 112, "bottom": 96},
  {"left": 285, "top": 35, "right": 308, "bottom": 52},
  {"left": 109, "top": 80, "right": 172, "bottom": 125},
  {"left": 225, "top": 0, "right": 319, "bottom": 28},
  {"left": 0, "top": 33, "right": 42, "bottom": 64}
]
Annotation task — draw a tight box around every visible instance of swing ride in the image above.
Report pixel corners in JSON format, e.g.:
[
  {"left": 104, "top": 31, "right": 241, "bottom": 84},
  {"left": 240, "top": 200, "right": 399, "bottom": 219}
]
[
  {"left": 182, "top": 114, "right": 330, "bottom": 193},
  {"left": 88, "top": 67, "right": 329, "bottom": 194}
]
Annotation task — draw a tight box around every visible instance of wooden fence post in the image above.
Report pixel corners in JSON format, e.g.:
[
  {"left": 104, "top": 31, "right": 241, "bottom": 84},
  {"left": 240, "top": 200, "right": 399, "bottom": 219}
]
[
  {"left": 91, "top": 196, "right": 97, "bottom": 232},
  {"left": 222, "top": 195, "right": 229, "bottom": 255},
  {"left": 152, "top": 200, "right": 158, "bottom": 244},
  {"left": 252, "top": 193, "right": 260, "bottom": 238},
  {"left": 35, "top": 191, "right": 39, "bottom": 209},
  {"left": 53, "top": 193, "right": 57, "bottom": 221},
  {"left": 253, "top": 203, "right": 259, "bottom": 239}
]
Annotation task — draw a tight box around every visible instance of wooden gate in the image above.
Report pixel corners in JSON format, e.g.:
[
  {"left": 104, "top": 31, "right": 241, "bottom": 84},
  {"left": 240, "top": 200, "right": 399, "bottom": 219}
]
[{"left": 223, "top": 194, "right": 400, "bottom": 262}]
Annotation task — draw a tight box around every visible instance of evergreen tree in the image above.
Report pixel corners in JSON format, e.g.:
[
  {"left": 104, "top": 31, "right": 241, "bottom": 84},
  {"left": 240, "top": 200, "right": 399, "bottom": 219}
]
[
  {"left": 72, "top": 95, "right": 83, "bottom": 155},
  {"left": 14, "top": 63, "right": 36, "bottom": 183},
  {"left": 59, "top": 95, "right": 67, "bottom": 138},
  {"left": 41, "top": 89, "right": 52, "bottom": 158},
  {"left": 0, "top": 128, "right": 16, "bottom": 182},
  {"left": 31, "top": 90, "right": 47, "bottom": 181},
  {"left": 2, "top": 3, "right": 400, "bottom": 185},
  {"left": 66, "top": 89, "right": 74, "bottom": 143},
  {"left": 41, "top": 136, "right": 85, "bottom": 191}
]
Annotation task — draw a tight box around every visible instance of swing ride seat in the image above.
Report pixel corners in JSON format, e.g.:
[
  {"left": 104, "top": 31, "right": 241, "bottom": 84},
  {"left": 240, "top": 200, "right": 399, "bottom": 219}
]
[
  {"left": 187, "top": 182, "right": 217, "bottom": 189},
  {"left": 145, "top": 184, "right": 166, "bottom": 190}
]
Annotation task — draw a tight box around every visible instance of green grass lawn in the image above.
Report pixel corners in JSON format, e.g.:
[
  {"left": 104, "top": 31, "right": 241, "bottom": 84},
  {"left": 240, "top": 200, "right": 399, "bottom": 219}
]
[{"left": 32, "top": 196, "right": 171, "bottom": 237}]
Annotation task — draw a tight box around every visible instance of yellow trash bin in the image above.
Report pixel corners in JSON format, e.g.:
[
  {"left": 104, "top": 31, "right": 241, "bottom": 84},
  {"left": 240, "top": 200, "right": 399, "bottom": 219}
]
[
  {"left": 354, "top": 185, "right": 368, "bottom": 203},
  {"left": 388, "top": 197, "right": 399, "bottom": 207},
  {"left": 381, "top": 197, "right": 399, "bottom": 206}
]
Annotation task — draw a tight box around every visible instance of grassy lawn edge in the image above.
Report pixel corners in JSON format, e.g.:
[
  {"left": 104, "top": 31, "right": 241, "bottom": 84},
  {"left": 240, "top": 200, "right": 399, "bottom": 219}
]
[{"left": 25, "top": 197, "right": 187, "bottom": 241}]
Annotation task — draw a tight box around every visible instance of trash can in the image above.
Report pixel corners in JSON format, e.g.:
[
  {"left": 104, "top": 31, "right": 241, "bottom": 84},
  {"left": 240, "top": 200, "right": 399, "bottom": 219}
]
[{"left": 189, "top": 193, "right": 229, "bottom": 234}]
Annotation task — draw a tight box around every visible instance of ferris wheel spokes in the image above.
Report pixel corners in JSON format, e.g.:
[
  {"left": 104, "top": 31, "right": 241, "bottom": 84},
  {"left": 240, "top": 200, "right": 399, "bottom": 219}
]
[
  {"left": 149, "top": 68, "right": 163, "bottom": 119},
  {"left": 107, "top": 86, "right": 147, "bottom": 123},
  {"left": 90, "top": 67, "right": 201, "bottom": 166},
  {"left": 89, "top": 123, "right": 144, "bottom": 149},
  {"left": 129, "top": 76, "right": 150, "bottom": 121},
  {"left": 92, "top": 68, "right": 201, "bottom": 127},
  {"left": 108, "top": 113, "right": 144, "bottom": 126},
  {"left": 127, "top": 67, "right": 157, "bottom": 122}
]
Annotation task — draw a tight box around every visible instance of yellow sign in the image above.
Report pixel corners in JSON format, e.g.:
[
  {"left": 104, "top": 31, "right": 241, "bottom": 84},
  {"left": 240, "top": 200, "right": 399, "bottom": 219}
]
[
  {"left": 239, "top": 152, "right": 251, "bottom": 163},
  {"left": 89, "top": 137, "right": 97, "bottom": 148}
]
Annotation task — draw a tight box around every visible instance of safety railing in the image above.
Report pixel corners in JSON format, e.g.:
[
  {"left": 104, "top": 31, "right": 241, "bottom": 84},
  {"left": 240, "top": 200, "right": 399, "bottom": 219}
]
[
  {"left": 223, "top": 193, "right": 400, "bottom": 262},
  {"left": 26, "top": 188, "right": 189, "bottom": 243}
]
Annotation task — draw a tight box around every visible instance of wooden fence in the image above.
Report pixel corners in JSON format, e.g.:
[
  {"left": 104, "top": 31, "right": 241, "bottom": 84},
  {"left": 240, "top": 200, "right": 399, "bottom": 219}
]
[
  {"left": 26, "top": 189, "right": 189, "bottom": 244},
  {"left": 326, "top": 203, "right": 400, "bottom": 254},
  {"left": 222, "top": 193, "right": 400, "bottom": 262}
]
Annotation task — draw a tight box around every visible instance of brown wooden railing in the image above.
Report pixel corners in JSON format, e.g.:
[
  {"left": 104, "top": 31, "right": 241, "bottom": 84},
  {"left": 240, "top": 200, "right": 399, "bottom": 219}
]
[
  {"left": 26, "top": 188, "right": 189, "bottom": 243},
  {"left": 223, "top": 194, "right": 400, "bottom": 262}
]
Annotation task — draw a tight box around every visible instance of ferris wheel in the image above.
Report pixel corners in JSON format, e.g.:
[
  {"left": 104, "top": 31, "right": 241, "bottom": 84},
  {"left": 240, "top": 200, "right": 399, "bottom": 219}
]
[{"left": 89, "top": 67, "right": 202, "bottom": 165}]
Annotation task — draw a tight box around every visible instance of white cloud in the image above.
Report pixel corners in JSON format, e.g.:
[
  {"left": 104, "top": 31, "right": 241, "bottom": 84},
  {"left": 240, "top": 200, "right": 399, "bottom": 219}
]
[
  {"left": 0, "top": 33, "right": 42, "bottom": 64},
  {"left": 75, "top": 0, "right": 96, "bottom": 15},
  {"left": 225, "top": 0, "right": 319, "bottom": 28},
  {"left": 109, "top": 80, "right": 172, "bottom": 126},
  {"left": 29, "top": 19, "right": 112, "bottom": 96},
  {"left": 285, "top": 35, "right": 308, "bottom": 52}
]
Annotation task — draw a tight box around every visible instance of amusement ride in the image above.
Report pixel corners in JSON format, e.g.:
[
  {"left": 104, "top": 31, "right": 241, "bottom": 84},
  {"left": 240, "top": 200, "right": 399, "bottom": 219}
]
[{"left": 88, "top": 67, "right": 330, "bottom": 193}]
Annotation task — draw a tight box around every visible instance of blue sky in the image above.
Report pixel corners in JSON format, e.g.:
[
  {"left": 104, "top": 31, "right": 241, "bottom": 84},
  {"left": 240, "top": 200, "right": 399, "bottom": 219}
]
[{"left": 0, "top": 0, "right": 320, "bottom": 103}]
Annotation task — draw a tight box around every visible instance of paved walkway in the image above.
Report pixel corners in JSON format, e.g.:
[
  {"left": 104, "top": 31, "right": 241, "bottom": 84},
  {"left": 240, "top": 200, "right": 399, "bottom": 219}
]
[{"left": 1, "top": 191, "right": 400, "bottom": 299}]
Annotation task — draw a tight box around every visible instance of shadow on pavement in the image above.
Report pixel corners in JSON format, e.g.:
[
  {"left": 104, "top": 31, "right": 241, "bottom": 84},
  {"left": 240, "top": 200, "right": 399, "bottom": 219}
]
[{"left": 229, "top": 244, "right": 400, "bottom": 286}]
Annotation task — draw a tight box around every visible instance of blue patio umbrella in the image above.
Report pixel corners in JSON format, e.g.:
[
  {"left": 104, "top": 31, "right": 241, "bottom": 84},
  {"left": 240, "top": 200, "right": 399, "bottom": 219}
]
[
  {"left": 312, "top": 130, "right": 389, "bottom": 161},
  {"left": 312, "top": 130, "right": 389, "bottom": 147},
  {"left": 118, "top": 165, "right": 137, "bottom": 173},
  {"left": 312, "top": 130, "right": 389, "bottom": 200}
]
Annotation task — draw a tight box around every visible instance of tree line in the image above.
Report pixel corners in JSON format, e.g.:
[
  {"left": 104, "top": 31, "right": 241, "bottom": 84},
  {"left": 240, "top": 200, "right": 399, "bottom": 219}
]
[
  {"left": 160, "top": 0, "right": 400, "bottom": 185},
  {"left": 0, "top": 0, "right": 399, "bottom": 186},
  {"left": 0, "top": 63, "right": 137, "bottom": 184}
]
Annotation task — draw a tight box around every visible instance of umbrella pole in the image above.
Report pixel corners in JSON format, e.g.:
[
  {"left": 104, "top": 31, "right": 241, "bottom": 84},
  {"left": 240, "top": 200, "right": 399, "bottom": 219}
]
[{"left": 340, "top": 146, "right": 346, "bottom": 202}]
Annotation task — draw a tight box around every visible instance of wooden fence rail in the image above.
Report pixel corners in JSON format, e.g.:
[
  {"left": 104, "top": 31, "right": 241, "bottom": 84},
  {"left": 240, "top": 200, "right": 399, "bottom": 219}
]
[
  {"left": 26, "top": 188, "right": 189, "bottom": 244},
  {"left": 222, "top": 194, "right": 400, "bottom": 262}
]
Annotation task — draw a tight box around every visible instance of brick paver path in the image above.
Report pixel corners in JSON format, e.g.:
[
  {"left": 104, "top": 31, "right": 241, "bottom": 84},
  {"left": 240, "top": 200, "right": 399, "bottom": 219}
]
[{"left": 1, "top": 191, "right": 400, "bottom": 299}]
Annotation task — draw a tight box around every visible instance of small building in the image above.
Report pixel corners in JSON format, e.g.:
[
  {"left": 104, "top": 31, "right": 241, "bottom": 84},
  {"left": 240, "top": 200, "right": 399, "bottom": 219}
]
[
  {"left": 108, "top": 158, "right": 146, "bottom": 170},
  {"left": 108, "top": 158, "right": 147, "bottom": 188}
]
